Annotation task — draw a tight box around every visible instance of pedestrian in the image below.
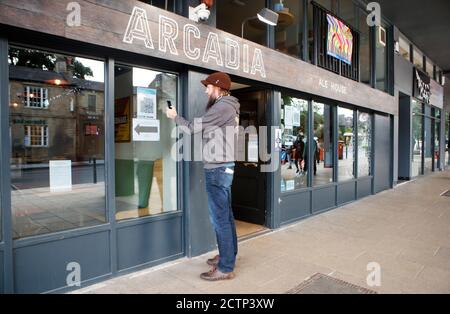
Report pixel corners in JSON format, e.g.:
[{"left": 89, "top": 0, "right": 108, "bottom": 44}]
[
  {"left": 293, "top": 132, "right": 305, "bottom": 174},
  {"left": 166, "top": 72, "right": 240, "bottom": 281},
  {"left": 303, "top": 137, "right": 318, "bottom": 175}
]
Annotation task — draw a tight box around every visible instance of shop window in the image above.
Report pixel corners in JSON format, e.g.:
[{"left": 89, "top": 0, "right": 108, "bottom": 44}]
[
  {"left": 9, "top": 46, "right": 106, "bottom": 239},
  {"left": 412, "top": 99, "right": 423, "bottom": 177},
  {"left": 273, "top": 0, "right": 304, "bottom": 59},
  {"left": 434, "top": 108, "right": 441, "bottom": 170},
  {"left": 114, "top": 65, "right": 178, "bottom": 220},
  {"left": 398, "top": 35, "right": 410, "bottom": 61},
  {"left": 24, "top": 86, "right": 49, "bottom": 108},
  {"left": 313, "top": 101, "right": 334, "bottom": 186},
  {"left": 337, "top": 107, "right": 354, "bottom": 181},
  {"left": 413, "top": 48, "right": 424, "bottom": 71},
  {"left": 217, "top": 0, "right": 267, "bottom": 46},
  {"left": 357, "top": 111, "right": 372, "bottom": 177},
  {"left": 24, "top": 125, "right": 48, "bottom": 147},
  {"left": 446, "top": 113, "right": 450, "bottom": 166},
  {"left": 424, "top": 105, "right": 433, "bottom": 175},
  {"left": 280, "top": 96, "right": 308, "bottom": 192}
]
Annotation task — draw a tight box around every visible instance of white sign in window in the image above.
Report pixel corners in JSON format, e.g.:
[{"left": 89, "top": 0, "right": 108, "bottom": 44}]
[
  {"left": 133, "top": 118, "right": 160, "bottom": 142},
  {"left": 50, "top": 160, "right": 72, "bottom": 192}
]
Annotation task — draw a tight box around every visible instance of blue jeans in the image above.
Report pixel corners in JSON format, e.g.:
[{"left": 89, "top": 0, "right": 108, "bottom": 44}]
[{"left": 204, "top": 166, "right": 238, "bottom": 273}]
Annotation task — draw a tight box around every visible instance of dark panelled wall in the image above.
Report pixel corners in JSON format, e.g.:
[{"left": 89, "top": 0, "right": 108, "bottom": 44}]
[{"left": 374, "top": 114, "right": 393, "bottom": 193}]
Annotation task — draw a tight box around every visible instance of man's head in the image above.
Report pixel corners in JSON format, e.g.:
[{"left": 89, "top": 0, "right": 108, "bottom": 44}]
[{"left": 201, "top": 72, "right": 231, "bottom": 110}]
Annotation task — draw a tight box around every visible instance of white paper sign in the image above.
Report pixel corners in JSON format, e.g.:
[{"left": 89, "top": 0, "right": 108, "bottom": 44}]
[
  {"left": 284, "top": 106, "right": 293, "bottom": 129},
  {"left": 50, "top": 160, "right": 72, "bottom": 192},
  {"left": 137, "top": 87, "right": 157, "bottom": 120},
  {"left": 248, "top": 134, "right": 259, "bottom": 162},
  {"left": 133, "top": 118, "right": 160, "bottom": 142}
]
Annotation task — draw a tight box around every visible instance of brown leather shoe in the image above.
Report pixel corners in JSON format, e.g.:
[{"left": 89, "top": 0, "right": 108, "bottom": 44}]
[
  {"left": 200, "top": 267, "right": 235, "bottom": 281},
  {"left": 206, "top": 255, "right": 220, "bottom": 267}
]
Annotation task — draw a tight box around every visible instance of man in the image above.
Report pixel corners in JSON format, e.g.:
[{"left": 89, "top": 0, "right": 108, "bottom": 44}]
[
  {"left": 166, "top": 72, "right": 240, "bottom": 281},
  {"left": 303, "top": 137, "right": 318, "bottom": 175}
]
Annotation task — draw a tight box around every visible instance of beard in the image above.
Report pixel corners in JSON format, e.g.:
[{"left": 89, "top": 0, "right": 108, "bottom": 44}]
[{"left": 206, "top": 95, "right": 217, "bottom": 111}]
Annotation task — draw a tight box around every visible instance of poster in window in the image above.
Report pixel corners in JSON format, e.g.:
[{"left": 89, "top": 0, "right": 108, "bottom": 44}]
[
  {"left": 284, "top": 106, "right": 293, "bottom": 129},
  {"left": 115, "top": 97, "right": 131, "bottom": 143},
  {"left": 293, "top": 107, "right": 301, "bottom": 127},
  {"left": 137, "top": 87, "right": 157, "bottom": 120},
  {"left": 326, "top": 14, "right": 353, "bottom": 65}
]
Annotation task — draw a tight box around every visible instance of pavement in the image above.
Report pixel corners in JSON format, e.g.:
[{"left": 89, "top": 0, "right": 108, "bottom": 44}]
[{"left": 72, "top": 170, "right": 450, "bottom": 294}]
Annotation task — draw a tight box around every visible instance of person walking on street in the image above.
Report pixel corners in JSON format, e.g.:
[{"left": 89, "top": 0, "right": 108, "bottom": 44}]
[{"left": 166, "top": 72, "right": 240, "bottom": 281}]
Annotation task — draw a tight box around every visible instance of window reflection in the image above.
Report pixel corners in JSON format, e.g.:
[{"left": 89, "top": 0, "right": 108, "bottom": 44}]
[
  {"left": 9, "top": 46, "right": 106, "bottom": 239},
  {"left": 114, "top": 65, "right": 178, "bottom": 220},
  {"left": 357, "top": 112, "right": 372, "bottom": 177},
  {"left": 273, "top": 0, "right": 304, "bottom": 59},
  {"left": 412, "top": 100, "right": 423, "bottom": 177},
  {"left": 217, "top": 0, "right": 267, "bottom": 46},
  {"left": 313, "top": 102, "right": 334, "bottom": 186},
  {"left": 338, "top": 107, "right": 354, "bottom": 181},
  {"left": 280, "top": 97, "right": 308, "bottom": 192}
]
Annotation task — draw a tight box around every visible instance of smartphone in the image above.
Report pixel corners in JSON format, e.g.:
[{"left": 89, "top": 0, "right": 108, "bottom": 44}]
[{"left": 167, "top": 100, "right": 173, "bottom": 109}]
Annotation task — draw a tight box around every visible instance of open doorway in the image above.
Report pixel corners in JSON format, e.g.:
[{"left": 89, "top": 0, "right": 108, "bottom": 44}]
[{"left": 230, "top": 83, "right": 270, "bottom": 239}]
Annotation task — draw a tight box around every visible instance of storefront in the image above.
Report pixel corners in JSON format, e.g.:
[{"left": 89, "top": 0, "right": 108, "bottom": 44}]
[
  {"left": 397, "top": 64, "right": 445, "bottom": 180},
  {"left": 0, "top": 0, "right": 400, "bottom": 293}
]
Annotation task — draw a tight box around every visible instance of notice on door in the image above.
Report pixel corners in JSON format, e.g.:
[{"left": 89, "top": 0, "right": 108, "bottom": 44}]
[
  {"left": 49, "top": 160, "right": 72, "bottom": 192},
  {"left": 133, "top": 118, "right": 160, "bottom": 142}
]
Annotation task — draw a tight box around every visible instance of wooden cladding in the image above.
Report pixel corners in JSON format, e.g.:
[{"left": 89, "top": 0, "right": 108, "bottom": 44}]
[{"left": 0, "top": 0, "right": 397, "bottom": 115}]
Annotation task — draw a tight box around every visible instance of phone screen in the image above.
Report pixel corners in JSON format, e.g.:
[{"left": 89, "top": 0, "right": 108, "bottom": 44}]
[{"left": 167, "top": 100, "right": 173, "bottom": 109}]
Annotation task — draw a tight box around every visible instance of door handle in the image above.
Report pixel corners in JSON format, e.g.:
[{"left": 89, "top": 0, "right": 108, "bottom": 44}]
[{"left": 243, "top": 162, "right": 258, "bottom": 168}]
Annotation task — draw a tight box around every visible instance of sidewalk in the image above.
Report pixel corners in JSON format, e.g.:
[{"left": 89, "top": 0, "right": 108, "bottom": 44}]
[{"left": 73, "top": 170, "right": 450, "bottom": 294}]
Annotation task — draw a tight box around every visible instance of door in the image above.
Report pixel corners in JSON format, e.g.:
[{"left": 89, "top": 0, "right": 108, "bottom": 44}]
[
  {"left": 374, "top": 114, "right": 392, "bottom": 193},
  {"left": 231, "top": 89, "right": 267, "bottom": 225}
]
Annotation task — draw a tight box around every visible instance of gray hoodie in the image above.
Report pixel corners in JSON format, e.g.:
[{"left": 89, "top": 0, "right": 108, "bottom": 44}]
[{"left": 175, "top": 95, "right": 240, "bottom": 169}]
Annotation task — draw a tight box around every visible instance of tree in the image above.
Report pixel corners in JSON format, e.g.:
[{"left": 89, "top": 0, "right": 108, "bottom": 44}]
[{"left": 8, "top": 48, "right": 93, "bottom": 79}]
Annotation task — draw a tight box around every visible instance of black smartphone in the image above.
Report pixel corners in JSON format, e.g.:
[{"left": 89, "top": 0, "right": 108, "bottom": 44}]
[{"left": 167, "top": 100, "right": 173, "bottom": 109}]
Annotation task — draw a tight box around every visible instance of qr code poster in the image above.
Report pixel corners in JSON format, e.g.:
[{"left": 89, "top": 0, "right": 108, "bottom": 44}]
[{"left": 137, "top": 87, "right": 157, "bottom": 120}]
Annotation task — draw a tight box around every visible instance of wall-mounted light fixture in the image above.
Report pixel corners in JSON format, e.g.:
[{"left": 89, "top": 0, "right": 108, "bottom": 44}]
[{"left": 241, "top": 8, "right": 279, "bottom": 38}]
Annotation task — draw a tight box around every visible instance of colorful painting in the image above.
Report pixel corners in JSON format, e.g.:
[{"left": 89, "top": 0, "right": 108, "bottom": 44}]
[{"left": 326, "top": 14, "right": 353, "bottom": 65}]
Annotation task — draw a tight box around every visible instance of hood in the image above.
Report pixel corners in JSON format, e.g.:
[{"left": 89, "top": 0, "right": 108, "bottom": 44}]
[{"left": 217, "top": 95, "right": 240, "bottom": 114}]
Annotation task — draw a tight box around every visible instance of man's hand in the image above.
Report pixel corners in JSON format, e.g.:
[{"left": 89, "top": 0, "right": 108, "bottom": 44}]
[{"left": 166, "top": 107, "right": 178, "bottom": 120}]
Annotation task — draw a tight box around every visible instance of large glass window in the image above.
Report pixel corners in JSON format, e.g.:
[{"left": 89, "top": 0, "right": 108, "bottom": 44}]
[
  {"left": 446, "top": 113, "right": 450, "bottom": 166},
  {"left": 9, "top": 46, "right": 106, "bottom": 239},
  {"left": 280, "top": 96, "right": 308, "bottom": 192},
  {"left": 426, "top": 59, "right": 434, "bottom": 79},
  {"left": 358, "top": 7, "right": 371, "bottom": 86},
  {"left": 413, "top": 48, "right": 424, "bottom": 71},
  {"left": 445, "top": 113, "right": 450, "bottom": 165},
  {"left": 273, "top": 0, "right": 304, "bottom": 59},
  {"left": 313, "top": 102, "right": 334, "bottom": 186},
  {"left": 357, "top": 111, "right": 372, "bottom": 177},
  {"left": 412, "top": 100, "right": 423, "bottom": 177},
  {"left": 114, "top": 65, "right": 178, "bottom": 220},
  {"left": 424, "top": 105, "right": 433, "bottom": 175},
  {"left": 217, "top": 0, "right": 267, "bottom": 46},
  {"left": 375, "top": 25, "right": 388, "bottom": 92},
  {"left": 398, "top": 35, "right": 410, "bottom": 61},
  {"left": 337, "top": 107, "right": 354, "bottom": 181},
  {"left": 434, "top": 109, "right": 441, "bottom": 170}
]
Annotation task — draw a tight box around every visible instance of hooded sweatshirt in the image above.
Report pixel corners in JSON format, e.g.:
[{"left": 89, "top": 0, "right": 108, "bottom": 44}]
[{"left": 175, "top": 95, "right": 240, "bottom": 169}]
